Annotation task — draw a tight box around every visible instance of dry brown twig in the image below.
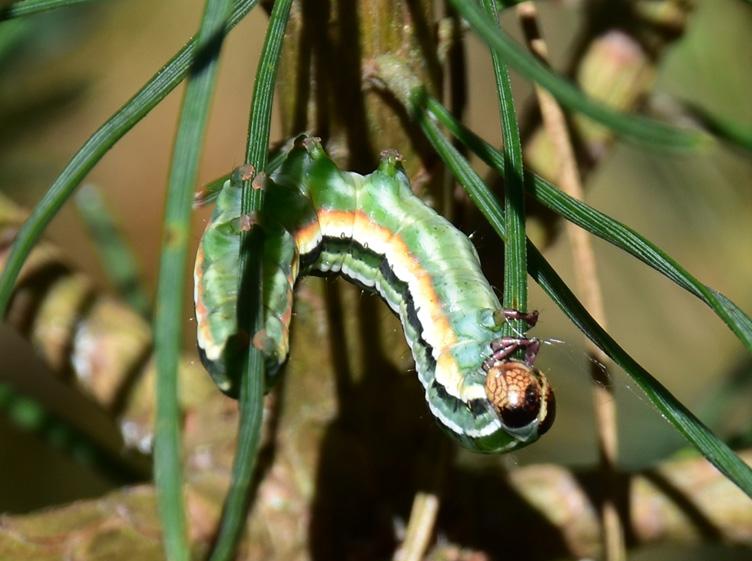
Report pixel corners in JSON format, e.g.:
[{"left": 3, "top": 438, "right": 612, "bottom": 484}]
[{"left": 516, "top": 2, "right": 624, "bottom": 560}]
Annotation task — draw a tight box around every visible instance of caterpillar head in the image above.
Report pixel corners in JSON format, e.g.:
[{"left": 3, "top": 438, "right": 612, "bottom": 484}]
[{"left": 484, "top": 359, "right": 555, "bottom": 442}]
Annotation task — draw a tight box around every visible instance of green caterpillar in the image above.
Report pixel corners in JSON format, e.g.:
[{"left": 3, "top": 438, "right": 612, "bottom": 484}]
[{"left": 194, "top": 135, "right": 555, "bottom": 453}]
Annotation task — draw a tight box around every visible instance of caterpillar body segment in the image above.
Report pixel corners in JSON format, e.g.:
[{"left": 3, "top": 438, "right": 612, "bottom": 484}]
[{"left": 194, "top": 135, "right": 555, "bottom": 452}]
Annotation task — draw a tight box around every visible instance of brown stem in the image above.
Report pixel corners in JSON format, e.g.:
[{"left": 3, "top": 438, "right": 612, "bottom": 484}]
[{"left": 0, "top": 449, "right": 748, "bottom": 559}]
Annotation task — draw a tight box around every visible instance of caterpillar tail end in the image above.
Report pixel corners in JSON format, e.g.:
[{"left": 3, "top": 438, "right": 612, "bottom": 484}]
[{"left": 198, "top": 331, "right": 283, "bottom": 399}]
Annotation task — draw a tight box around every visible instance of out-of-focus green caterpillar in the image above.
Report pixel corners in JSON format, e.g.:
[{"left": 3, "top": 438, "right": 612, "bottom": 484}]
[{"left": 194, "top": 135, "right": 555, "bottom": 453}]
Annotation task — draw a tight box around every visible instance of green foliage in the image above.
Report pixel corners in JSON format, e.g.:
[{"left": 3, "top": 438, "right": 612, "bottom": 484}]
[
  {"left": 75, "top": 185, "right": 151, "bottom": 317},
  {"left": 422, "top": 96, "right": 752, "bottom": 353},
  {"left": 153, "top": 0, "right": 234, "bottom": 559},
  {"left": 208, "top": 1, "right": 294, "bottom": 559},
  {"left": 0, "top": 0, "right": 260, "bottom": 317},
  {"left": 416, "top": 101, "right": 752, "bottom": 498},
  {"left": 447, "top": 0, "right": 707, "bottom": 148},
  {"left": 0, "top": 0, "right": 99, "bottom": 20},
  {"left": 481, "top": 0, "right": 529, "bottom": 344}
]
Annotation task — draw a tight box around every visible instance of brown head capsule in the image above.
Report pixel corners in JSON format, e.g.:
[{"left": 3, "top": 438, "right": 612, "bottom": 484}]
[{"left": 484, "top": 360, "right": 555, "bottom": 435}]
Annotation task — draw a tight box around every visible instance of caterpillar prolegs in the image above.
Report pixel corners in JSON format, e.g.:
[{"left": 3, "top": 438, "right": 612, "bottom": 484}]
[{"left": 194, "top": 135, "right": 555, "bottom": 453}]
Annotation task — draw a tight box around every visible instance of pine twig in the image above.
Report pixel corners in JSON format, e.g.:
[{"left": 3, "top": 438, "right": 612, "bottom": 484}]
[{"left": 516, "top": 3, "right": 624, "bottom": 560}]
